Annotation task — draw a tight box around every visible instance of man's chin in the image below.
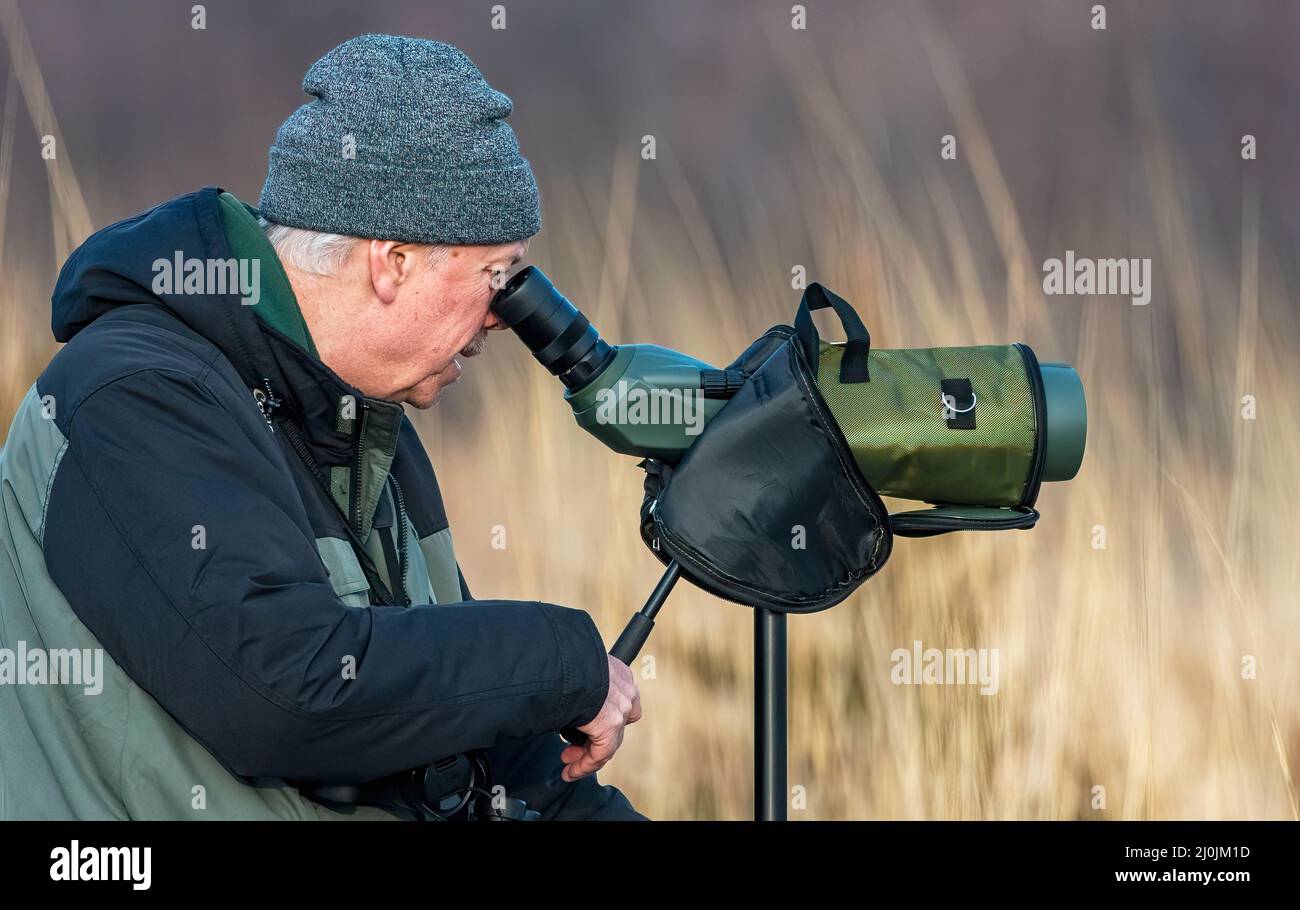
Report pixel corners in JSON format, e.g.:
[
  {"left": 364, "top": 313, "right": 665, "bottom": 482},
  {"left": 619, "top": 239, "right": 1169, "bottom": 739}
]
[
  {"left": 395, "top": 359, "right": 464, "bottom": 409},
  {"left": 403, "top": 386, "right": 443, "bottom": 410},
  {"left": 403, "top": 374, "right": 459, "bottom": 409}
]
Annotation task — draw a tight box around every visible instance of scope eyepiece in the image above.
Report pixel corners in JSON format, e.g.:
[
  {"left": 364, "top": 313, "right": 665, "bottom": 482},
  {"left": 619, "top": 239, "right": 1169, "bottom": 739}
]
[{"left": 491, "top": 266, "right": 617, "bottom": 391}]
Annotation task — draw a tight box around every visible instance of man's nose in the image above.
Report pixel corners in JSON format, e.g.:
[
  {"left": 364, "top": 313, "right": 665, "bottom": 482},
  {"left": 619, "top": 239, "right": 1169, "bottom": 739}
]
[{"left": 484, "top": 308, "right": 508, "bottom": 331}]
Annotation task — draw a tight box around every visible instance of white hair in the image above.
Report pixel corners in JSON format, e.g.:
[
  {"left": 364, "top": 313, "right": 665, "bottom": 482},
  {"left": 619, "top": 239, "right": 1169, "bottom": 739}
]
[{"left": 258, "top": 216, "right": 450, "bottom": 277}]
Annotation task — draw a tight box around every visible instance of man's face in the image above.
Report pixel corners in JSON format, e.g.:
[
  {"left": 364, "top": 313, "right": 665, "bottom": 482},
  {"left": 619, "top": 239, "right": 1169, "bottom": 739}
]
[{"left": 368, "top": 239, "right": 528, "bottom": 408}]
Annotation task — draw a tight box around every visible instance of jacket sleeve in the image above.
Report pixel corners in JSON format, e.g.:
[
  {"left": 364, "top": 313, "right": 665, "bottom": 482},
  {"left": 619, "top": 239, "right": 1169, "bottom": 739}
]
[{"left": 42, "top": 367, "right": 610, "bottom": 783}]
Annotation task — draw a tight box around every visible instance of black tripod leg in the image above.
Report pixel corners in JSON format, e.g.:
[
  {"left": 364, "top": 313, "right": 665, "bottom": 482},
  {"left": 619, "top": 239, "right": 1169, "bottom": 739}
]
[
  {"left": 561, "top": 561, "right": 682, "bottom": 745},
  {"left": 610, "top": 560, "right": 681, "bottom": 664},
  {"left": 755, "top": 607, "right": 787, "bottom": 821}
]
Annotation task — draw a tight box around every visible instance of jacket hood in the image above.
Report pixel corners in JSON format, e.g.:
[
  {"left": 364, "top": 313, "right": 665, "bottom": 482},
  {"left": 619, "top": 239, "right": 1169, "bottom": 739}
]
[
  {"left": 51, "top": 186, "right": 408, "bottom": 521},
  {"left": 52, "top": 186, "right": 280, "bottom": 390}
]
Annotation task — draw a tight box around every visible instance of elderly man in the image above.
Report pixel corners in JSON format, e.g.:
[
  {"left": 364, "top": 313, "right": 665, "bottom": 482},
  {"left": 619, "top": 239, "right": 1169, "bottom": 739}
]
[{"left": 0, "top": 35, "right": 644, "bottom": 820}]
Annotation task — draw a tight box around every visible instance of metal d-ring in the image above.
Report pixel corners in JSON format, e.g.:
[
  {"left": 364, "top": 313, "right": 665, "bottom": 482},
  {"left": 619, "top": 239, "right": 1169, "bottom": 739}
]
[{"left": 941, "top": 391, "right": 976, "bottom": 413}]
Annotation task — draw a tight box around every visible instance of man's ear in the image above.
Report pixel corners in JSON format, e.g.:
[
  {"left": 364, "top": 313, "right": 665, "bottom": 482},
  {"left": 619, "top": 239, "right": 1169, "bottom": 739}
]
[{"left": 367, "top": 240, "right": 418, "bottom": 305}]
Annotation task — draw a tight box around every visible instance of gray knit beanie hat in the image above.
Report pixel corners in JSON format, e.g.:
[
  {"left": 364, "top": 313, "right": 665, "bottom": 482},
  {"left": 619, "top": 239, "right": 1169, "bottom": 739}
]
[{"left": 259, "top": 34, "right": 540, "bottom": 245}]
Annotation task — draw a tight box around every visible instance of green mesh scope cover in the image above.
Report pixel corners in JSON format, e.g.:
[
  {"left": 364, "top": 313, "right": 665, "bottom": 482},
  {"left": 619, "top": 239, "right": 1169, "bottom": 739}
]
[{"left": 816, "top": 342, "right": 1042, "bottom": 508}]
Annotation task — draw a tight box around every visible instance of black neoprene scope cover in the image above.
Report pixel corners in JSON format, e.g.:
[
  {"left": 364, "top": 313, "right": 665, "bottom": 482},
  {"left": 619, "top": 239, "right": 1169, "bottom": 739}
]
[{"left": 639, "top": 323, "right": 893, "bottom": 613}]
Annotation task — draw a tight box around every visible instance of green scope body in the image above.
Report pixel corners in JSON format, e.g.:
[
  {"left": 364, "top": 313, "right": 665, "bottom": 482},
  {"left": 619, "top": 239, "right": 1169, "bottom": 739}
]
[{"left": 491, "top": 266, "right": 1085, "bottom": 506}]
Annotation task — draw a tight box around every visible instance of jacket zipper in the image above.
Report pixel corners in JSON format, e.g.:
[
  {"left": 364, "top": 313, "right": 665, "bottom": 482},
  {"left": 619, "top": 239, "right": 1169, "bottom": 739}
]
[
  {"left": 390, "top": 475, "right": 410, "bottom": 606},
  {"left": 275, "top": 408, "right": 398, "bottom": 607},
  {"left": 252, "top": 379, "right": 282, "bottom": 432},
  {"left": 352, "top": 400, "right": 369, "bottom": 535},
  {"left": 260, "top": 383, "right": 402, "bottom": 607},
  {"left": 354, "top": 406, "right": 411, "bottom": 606}
]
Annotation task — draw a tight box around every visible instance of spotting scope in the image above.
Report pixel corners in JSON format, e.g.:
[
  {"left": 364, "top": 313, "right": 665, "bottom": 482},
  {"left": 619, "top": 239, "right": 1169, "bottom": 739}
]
[{"left": 491, "top": 266, "right": 1085, "bottom": 506}]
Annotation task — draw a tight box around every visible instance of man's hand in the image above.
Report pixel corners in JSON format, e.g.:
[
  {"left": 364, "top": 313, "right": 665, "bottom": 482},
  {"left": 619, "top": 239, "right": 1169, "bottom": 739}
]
[{"left": 560, "top": 655, "right": 641, "bottom": 782}]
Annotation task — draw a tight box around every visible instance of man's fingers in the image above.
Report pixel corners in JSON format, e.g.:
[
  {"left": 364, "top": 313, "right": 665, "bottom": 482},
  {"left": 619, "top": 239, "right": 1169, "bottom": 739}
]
[
  {"left": 562, "top": 727, "right": 624, "bottom": 781},
  {"left": 562, "top": 746, "right": 605, "bottom": 781},
  {"left": 562, "top": 739, "right": 601, "bottom": 775},
  {"left": 560, "top": 653, "right": 641, "bottom": 782},
  {"left": 593, "top": 728, "right": 623, "bottom": 763},
  {"left": 560, "top": 741, "right": 593, "bottom": 773}
]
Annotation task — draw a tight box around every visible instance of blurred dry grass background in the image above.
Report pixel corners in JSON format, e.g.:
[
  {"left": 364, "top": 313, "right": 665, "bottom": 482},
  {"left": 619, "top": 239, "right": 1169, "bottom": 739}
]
[{"left": 1, "top": 0, "right": 1297, "bottom": 819}]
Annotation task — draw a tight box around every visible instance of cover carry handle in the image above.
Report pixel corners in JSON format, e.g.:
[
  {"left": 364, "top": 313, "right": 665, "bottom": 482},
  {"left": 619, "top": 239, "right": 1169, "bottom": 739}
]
[{"left": 794, "top": 283, "right": 871, "bottom": 383}]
